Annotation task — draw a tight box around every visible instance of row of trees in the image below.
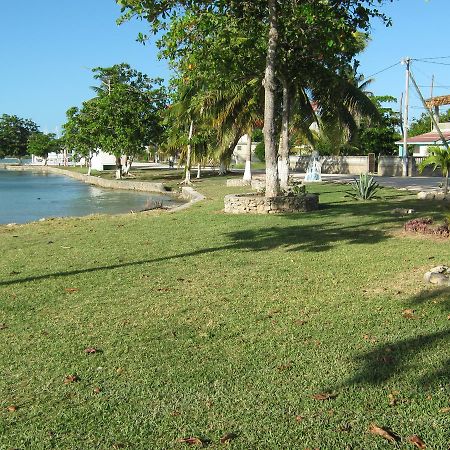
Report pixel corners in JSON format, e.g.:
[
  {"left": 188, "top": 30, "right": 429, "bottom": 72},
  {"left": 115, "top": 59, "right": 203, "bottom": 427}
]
[
  {"left": 0, "top": 114, "right": 62, "bottom": 164},
  {"left": 117, "top": 0, "right": 394, "bottom": 196}
]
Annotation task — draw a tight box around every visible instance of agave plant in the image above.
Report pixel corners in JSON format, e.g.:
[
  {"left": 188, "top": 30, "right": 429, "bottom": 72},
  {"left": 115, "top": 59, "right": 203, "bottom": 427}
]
[{"left": 347, "top": 173, "right": 381, "bottom": 200}]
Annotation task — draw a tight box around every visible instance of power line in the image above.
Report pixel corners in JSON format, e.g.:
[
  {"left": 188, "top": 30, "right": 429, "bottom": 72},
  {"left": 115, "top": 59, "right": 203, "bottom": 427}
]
[
  {"left": 363, "top": 61, "right": 401, "bottom": 81},
  {"left": 413, "top": 55, "right": 450, "bottom": 61},
  {"left": 419, "top": 85, "right": 450, "bottom": 89},
  {"left": 414, "top": 60, "right": 450, "bottom": 66}
]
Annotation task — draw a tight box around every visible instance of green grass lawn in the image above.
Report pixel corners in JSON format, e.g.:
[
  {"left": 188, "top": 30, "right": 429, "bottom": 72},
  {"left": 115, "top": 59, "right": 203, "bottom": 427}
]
[{"left": 1, "top": 177, "right": 449, "bottom": 449}]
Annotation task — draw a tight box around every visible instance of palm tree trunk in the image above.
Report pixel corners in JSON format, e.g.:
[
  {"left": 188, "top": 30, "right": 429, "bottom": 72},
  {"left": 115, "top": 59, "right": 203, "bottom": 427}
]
[
  {"left": 184, "top": 120, "right": 194, "bottom": 184},
  {"left": 278, "top": 78, "right": 290, "bottom": 190},
  {"left": 243, "top": 133, "right": 252, "bottom": 182},
  {"left": 263, "top": 0, "right": 280, "bottom": 198},
  {"left": 445, "top": 169, "right": 449, "bottom": 195},
  {"left": 196, "top": 162, "right": 201, "bottom": 179}
]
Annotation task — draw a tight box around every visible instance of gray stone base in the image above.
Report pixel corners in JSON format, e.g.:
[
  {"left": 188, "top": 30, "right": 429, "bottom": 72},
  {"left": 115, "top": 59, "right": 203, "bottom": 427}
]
[
  {"left": 424, "top": 265, "right": 450, "bottom": 286},
  {"left": 224, "top": 193, "right": 319, "bottom": 214},
  {"left": 226, "top": 179, "right": 251, "bottom": 187},
  {"left": 417, "top": 191, "right": 450, "bottom": 201}
]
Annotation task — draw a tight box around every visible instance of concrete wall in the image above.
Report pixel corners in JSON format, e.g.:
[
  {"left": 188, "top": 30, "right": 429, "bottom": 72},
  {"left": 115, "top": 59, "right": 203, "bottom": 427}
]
[
  {"left": 4, "top": 165, "right": 167, "bottom": 193},
  {"left": 378, "top": 156, "right": 443, "bottom": 177},
  {"left": 290, "top": 155, "right": 369, "bottom": 175}
]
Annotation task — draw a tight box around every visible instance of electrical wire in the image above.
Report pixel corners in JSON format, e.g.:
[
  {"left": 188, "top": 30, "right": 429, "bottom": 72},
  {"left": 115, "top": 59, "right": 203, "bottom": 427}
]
[
  {"left": 414, "top": 60, "right": 450, "bottom": 66},
  {"left": 362, "top": 61, "right": 401, "bottom": 81},
  {"left": 413, "top": 55, "right": 450, "bottom": 61}
]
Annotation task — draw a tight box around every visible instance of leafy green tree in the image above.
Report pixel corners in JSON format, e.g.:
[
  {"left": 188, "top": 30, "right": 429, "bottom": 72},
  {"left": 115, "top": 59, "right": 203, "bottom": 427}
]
[
  {"left": 62, "top": 106, "right": 99, "bottom": 175},
  {"left": 419, "top": 146, "right": 450, "bottom": 194},
  {"left": 0, "top": 114, "right": 39, "bottom": 162},
  {"left": 357, "top": 96, "right": 401, "bottom": 156},
  {"left": 91, "top": 64, "right": 167, "bottom": 178},
  {"left": 118, "top": 0, "right": 390, "bottom": 195},
  {"left": 27, "top": 132, "right": 61, "bottom": 165},
  {"left": 409, "top": 109, "right": 450, "bottom": 137},
  {"left": 62, "top": 64, "right": 167, "bottom": 179}
]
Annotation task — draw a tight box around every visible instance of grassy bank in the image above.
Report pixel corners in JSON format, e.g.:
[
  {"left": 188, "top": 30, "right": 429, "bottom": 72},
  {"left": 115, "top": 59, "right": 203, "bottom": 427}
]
[{"left": 1, "top": 177, "right": 449, "bottom": 449}]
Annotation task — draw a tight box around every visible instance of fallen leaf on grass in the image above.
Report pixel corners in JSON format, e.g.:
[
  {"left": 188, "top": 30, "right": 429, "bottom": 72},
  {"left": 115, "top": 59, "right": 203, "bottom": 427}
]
[
  {"left": 64, "top": 288, "right": 79, "bottom": 293},
  {"left": 84, "top": 347, "right": 99, "bottom": 354},
  {"left": 369, "top": 424, "right": 400, "bottom": 443},
  {"left": 312, "top": 392, "right": 338, "bottom": 401},
  {"left": 220, "top": 433, "right": 237, "bottom": 444},
  {"left": 61, "top": 246, "right": 72, "bottom": 249},
  {"left": 295, "top": 415, "right": 304, "bottom": 423},
  {"left": 64, "top": 374, "right": 79, "bottom": 384},
  {"left": 171, "top": 410, "right": 181, "bottom": 416},
  {"left": 156, "top": 287, "right": 171, "bottom": 292},
  {"left": 402, "top": 308, "right": 416, "bottom": 319},
  {"left": 112, "top": 444, "right": 126, "bottom": 449},
  {"left": 0, "top": 323, "right": 7, "bottom": 330},
  {"left": 116, "top": 367, "right": 124, "bottom": 375},
  {"left": 294, "top": 319, "right": 308, "bottom": 326},
  {"left": 93, "top": 387, "right": 102, "bottom": 394},
  {"left": 440, "top": 407, "right": 450, "bottom": 413},
  {"left": 408, "top": 435, "right": 426, "bottom": 449},
  {"left": 7, "top": 405, "right": 17, "bottom": 412},
  {"left": 277, "top": 362, "right": 292, "bottom": 371},
  {"left": 177, "top": 437, "right": 205, "bottom": 446},
  {"left": 388, "top": 391, "right": 400, "bottom": 406}
]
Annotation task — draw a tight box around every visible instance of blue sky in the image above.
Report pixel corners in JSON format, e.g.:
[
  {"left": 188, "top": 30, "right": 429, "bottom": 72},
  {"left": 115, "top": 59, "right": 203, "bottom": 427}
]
[{"left": 1, "top": 0, "right": 449, "bottom": 132}]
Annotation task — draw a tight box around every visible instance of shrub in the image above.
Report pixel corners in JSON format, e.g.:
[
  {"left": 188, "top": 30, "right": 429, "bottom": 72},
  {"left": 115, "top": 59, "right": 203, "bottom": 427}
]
[
  {"left": 254, "top": 142, "right": 265, "bottom": 162},
  {"left": 404, "top": 217, "right": 449, "bottom": 237},
  {"left": 346, "top": 173, "right": 381, "bottom": 200}
]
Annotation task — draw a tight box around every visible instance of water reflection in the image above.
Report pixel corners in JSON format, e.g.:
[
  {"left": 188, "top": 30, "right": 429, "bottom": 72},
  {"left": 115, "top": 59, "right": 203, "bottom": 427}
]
[{"left": 0, "top": 170, "right": 182, "bottom": 224}]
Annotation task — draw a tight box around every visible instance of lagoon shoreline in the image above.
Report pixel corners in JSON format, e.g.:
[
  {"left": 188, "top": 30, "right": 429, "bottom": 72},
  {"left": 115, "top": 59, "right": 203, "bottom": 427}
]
[{"left": 2, "top": 164, "right": 167, "bottom": 194}]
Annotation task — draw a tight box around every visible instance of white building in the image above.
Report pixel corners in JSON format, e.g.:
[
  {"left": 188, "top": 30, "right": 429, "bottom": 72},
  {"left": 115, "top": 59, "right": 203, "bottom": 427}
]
[
  {"left": 395, "top": 122, "right": 450, "bottom": 157},
  {"left": 232, "top": 134, "right": 261, "bottom": 163}
]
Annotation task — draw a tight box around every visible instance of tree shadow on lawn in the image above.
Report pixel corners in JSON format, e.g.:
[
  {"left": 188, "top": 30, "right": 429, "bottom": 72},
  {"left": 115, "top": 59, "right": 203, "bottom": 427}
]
[
  {"left": 1, "top": 222, "right": 390, "bottom": 287},
  {"left": 344, "top": 287, "right": 450, "bottom": 389}
]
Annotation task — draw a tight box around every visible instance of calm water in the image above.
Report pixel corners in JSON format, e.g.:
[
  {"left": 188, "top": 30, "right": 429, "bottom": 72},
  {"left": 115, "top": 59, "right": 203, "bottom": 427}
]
[{"left": 0, "top": 169, "right": 182, "bottom": 224}]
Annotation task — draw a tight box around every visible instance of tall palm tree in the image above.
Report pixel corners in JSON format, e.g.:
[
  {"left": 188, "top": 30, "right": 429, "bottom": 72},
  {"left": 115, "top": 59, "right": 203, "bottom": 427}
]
[{"left": 199, "top": 76, "right": 264, "bottom": 180}]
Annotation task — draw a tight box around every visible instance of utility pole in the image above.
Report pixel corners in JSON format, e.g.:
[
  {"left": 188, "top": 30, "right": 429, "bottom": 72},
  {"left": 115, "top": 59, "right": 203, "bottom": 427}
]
[
  {"left": 401, "top": 57, "right": 411, "bottom": 177},
  {"left": 409, "top": 71, "right": 450, "bottom": 152},
  {"left": 430, "top": 74, "right": 435, "bottom": 131}
]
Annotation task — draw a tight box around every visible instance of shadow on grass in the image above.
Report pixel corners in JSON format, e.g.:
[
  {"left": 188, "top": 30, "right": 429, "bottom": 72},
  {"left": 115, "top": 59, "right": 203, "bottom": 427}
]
[
  {"left": 346, "top": 288, "right": 450, "bottom": 388},
  {"left": 1, "top": 223, "right": 390, "bottom": 286}
]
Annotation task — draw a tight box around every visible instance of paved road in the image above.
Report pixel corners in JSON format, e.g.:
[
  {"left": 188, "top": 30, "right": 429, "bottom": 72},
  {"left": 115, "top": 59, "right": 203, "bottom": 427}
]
[
  {"left": 135, "top": 164, "right": 444, "bottom": 193},
  {"left": 296, "top": 174, "right": 443, "bottom": 192}
]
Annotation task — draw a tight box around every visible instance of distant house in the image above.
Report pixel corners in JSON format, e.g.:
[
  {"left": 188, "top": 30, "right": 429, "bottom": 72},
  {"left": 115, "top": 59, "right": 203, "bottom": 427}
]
[
  {"left": 396, "top": 122, "right": 450, "bottom": 157},
  {"left": 232, "top": 134, "right": 260, "bottom": 163}
]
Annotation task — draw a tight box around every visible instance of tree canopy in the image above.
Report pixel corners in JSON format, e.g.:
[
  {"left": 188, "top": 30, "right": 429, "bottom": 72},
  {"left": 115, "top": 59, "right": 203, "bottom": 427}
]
[
  {"left": 27, "top": 132, "right": 61, "bottom": 164},
  {"left": 0, "top": 114, "right": 39, "bottom": 160},
  {"left": 117, "top": 0, "right": 393, "bottom": 195},
  {"left": 62, "top": 63, "right": 167, "bottom": 178}
]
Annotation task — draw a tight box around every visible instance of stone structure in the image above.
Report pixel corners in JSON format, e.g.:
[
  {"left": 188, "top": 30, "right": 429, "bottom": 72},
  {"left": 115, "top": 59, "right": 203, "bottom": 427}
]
[
  {"left": 424, "top": 265, "right": 450, "bottom": 286},
  {"left": 226, "top": 179, "right": 251, "bottom": 187},
  {"left": 226, "top": 177, "right": 265, "bottom": 190},
  {"left": 417, "top": 191, "right": 449, "bottom": 201},
  {"left": 224, "top": 192, "right": 319, "bottom": 214}
]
